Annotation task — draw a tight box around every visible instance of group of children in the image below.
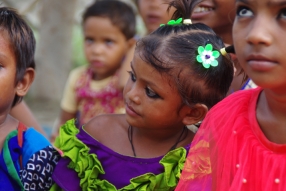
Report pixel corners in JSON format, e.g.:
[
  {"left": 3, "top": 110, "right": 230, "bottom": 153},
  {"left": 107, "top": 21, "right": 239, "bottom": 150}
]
[{"left": 1, "top": 0, "right": 286, "bottom": 190}]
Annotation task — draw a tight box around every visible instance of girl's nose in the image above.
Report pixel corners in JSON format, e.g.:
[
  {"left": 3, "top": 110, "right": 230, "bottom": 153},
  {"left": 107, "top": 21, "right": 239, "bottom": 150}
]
[
  {"left": 125, "top": 81, "right": 141, "bottom": 105},
  {"left": 246, "top": 15, "right": 272, "bottom": 46},
  {"left": 92, "top": 43, "right": 104, "bottom": 54},
  {"left": 149, "top": 0, "right": 160, "bottom": 9}
]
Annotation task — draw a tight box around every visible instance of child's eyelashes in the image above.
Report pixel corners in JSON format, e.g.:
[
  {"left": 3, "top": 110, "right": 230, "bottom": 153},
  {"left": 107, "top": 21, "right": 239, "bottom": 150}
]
[
  {"left": 105, "top": 39, "right": 114, "bottom": 46},
  {"left": 236, "top": 5, "right": 286, "bottom": 20},
  {"left": 127, "top": 71, "right": 160, "bottom": 99},
  {"left": 127, "top": 71, "right": 136, "bottom": 82},
  {"left": 84, "top": 37, "right": 114, "bottom": 46},
  {"left": 85, "top": 37, "right": 94, "bottom": 45},
  {"left": 278, "top": 8, "right": 286, "bottom": 19},
  {"left": 145, "top": 87, "right": 160, "bottom": 99},
  {"left": 236, "top": 6, "right": 253, "bottom": 17}
]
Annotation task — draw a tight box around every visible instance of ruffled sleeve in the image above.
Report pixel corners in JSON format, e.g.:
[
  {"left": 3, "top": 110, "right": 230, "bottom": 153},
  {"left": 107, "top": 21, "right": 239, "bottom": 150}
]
[
  {"left": 53, "top": 119, "right": 188, "bottom": 191},
  {"left": 53, "top": 119, "right": 116, "bottom": 190},
  {"left": 120, "top": 147, "right": 187, "bottom": 191}
]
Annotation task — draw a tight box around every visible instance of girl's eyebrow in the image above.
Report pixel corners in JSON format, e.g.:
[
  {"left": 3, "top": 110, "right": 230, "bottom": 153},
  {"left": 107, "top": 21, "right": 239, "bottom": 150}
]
[
  {"left": 0, "top": 52, "right": 8, "bottom": 59},
  {"left": 237, "top": 0, "right": 286, "bottom": 7},
  {"left": 130, "top": 61, "right": 160, "bottom": 89},
  {"left": 267, "top": 0, "right": 286, "bottom": 7},
  {"left": 236, "top": 0, "right": 249, "bottom": 4}
]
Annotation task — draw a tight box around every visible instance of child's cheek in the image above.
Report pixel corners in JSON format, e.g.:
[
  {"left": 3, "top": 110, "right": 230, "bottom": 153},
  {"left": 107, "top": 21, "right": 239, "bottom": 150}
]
[{"left": 230, "top": 53, "right": 238, "bottom": 76}]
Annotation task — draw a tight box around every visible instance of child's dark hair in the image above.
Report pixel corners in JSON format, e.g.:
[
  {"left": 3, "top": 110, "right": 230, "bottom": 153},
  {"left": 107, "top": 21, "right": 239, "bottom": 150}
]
[
  {"left": 0, "top": 7, "right": 36, "bottom": 107},
  {"left": 82, "top": 0, "right": 136, "bottom": 40},
  {"left": 136, "top": 0, "right": 234, "bottom": 109}
]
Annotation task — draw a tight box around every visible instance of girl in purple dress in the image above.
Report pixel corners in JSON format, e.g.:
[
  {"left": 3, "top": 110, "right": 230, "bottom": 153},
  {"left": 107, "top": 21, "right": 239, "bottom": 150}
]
[{"left": 51, "top": 0, "right": 235, "bottom": 190}]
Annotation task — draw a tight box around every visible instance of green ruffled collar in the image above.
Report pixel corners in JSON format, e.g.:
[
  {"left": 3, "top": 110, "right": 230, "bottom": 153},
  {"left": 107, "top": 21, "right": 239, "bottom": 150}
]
[{"left": 53, "top": 119, "right": 187, "bottom": 191}]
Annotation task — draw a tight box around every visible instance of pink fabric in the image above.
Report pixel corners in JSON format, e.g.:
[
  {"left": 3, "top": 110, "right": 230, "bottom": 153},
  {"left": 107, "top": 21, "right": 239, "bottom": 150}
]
[
  {"left": 75, "top": 68, "right": 124, "bottom": 126},
  {"left": 176, "top": 87, "right": 286, "bottom": 191}
]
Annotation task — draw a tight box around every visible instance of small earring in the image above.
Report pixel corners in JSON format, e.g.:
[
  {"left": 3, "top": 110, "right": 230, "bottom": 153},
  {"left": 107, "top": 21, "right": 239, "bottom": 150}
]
[{"left": 186, "top": 124, "right": 198, "bottom": 133}]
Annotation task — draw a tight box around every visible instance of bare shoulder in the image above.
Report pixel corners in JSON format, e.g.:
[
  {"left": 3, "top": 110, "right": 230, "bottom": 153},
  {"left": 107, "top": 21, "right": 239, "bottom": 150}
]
[{"left": 84, "top": 114, "right": 128, "bottom": 142}]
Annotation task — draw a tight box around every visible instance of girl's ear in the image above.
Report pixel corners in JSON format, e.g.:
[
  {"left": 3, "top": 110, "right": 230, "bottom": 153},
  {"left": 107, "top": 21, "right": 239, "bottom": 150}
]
[
  {"left": 182, "top": 104, "right": 208, "bottom": 126},
  {"left": 127, "top": 37, "right": 136, "bottom": 49},
  {"left": 15, "top": 68, "right": 35, "bottom": 97}
]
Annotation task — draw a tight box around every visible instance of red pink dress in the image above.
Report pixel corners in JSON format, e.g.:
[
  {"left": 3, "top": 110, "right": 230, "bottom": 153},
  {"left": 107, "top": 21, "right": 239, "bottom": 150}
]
[{"left": 176, "top": 87, "right": 286, "bottom": 191}]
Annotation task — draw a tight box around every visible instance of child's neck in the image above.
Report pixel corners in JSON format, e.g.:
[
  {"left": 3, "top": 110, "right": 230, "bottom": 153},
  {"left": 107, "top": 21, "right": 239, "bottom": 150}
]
[
  {"left": 92, "top": 73, "right": 113, "bottom": 81},
  {"left": 0, "top": 115, "right": 18, "bottom": 150},
  {"left": 91, "top": 67, "right": 119, "bottom": 81},
  {"left": 129, "top": 125, "right": 194, "bottom": 158},
  {"left": 257, "top": 89, "right": 286, "bottom": 144}
]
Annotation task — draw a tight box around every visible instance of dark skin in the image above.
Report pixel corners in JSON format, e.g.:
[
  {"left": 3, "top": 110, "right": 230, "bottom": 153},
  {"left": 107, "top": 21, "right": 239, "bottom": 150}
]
[
  {"left": 0, "top": 30, "right": 35, "bottom": 150},
  {"left": 10, "top": 101, "right": 47, "bottom": 137},
  {"left": 50, "top": 109, "right": 75, "bottom": 142},
  {"left": 0, "top": 115, "right": 18, "bottom": 151},
  {"left": 257, "top": 90, "right": 286, "bottom": 144},
  {"left": 232, "top": 0, "right": 286, "bottom": 144},
  {"left": 83, "top": 52, "right": 209, "bottom": 158},
  {"left": 0, "top": 67, "right": 35, "bottom": 150},
  {"left": 84, "top": 114, "right": 196, "bottom": 158},
  {"left": 226, "top": 53, "right": 247, "bottom": 95}
]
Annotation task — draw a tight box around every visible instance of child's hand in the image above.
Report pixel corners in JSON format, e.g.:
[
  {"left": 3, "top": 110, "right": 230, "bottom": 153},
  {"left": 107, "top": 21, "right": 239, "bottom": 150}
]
[{"left": 50, "top": 132, "right": 58, "bottom": 143}]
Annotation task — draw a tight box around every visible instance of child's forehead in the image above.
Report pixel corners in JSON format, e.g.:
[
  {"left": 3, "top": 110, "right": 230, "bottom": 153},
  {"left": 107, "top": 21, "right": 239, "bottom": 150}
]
[
  {"left": 0, "top": 29, "right": 11, "bottom": 45},
  {"left": 85, "top": 16, "right": 123, "bottom": 31},
  {"left": 84, "top": 16, "right": 125, "bottom": 36},
  {"left": 133, "top": 51, "right": 187, "bottom": 85}
]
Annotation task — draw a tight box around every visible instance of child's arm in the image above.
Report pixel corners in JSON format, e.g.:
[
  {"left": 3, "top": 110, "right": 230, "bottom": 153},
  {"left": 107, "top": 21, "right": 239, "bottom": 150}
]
[
  {"left": 50, "top": 68, "right": 81, "bottom": 142},
  {"left": 10, "top": 101, "right": 47, "bottom": 137},
  {"left": 50, "top": 109, "right": 76, "bottom": 142}
]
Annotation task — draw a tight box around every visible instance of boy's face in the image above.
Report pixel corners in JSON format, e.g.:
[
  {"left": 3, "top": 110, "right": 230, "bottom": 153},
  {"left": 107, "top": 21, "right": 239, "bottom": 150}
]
[
  {"left": 233, "top": 0, "right": 286, "bottom": 89},
  {"left": 138, "top": 0, "right": 175, "bottom": 34},
  {"left": 83, "top": 16, "right": 131, "bottom": 80},
  {"left": 0, "top": 30, "right": 18, "bottom": 113},
  {"left": 192, "top": 0, "right": 236, "bottom": 35}
]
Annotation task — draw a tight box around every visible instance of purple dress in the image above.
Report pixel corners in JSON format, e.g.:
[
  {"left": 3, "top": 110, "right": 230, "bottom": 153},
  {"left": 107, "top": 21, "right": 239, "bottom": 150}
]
[{"left": 52, "top": 119, "right": 190, "bottom": 191}]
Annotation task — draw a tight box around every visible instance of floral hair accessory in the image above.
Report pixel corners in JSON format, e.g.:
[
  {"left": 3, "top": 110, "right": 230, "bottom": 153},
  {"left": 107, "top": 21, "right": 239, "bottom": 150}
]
[
  {"left": 160, "top": 18, "right": 182, "bottom": 26},
  {"left": 196, "top": 44, "right": 220, "bottom": 68}
]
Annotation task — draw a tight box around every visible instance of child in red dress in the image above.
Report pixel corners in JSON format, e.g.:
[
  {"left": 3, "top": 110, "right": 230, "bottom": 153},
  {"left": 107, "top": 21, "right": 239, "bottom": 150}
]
[{"left": 177, "top": 0, "right": 286, "bottom": 190}]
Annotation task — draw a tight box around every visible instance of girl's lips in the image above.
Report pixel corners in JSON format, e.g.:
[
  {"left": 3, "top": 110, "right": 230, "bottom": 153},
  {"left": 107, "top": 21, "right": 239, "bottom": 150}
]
[
  {"left": 248, "top": 60, "right": 277, "bottom": 72},
  {"left": 125, "top": 104, "right": 140, "bottom": 117},
  {"left": 246, "top": 55, "right": 277, "bottom": 72},
  {"left": 91, "top": 61, "right": 104, "bottom": 67},
  {"left": 146, "top": 15, "right": 160, "bottom": 24},
  {"left": 192, "top": 6, "right": 214, "bottom": 19}
]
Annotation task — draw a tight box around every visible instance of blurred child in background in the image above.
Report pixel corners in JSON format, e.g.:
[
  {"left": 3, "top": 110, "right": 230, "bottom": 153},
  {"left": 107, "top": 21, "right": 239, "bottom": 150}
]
[
  {"left": 51, "top": 0, "right": 136, "bottom": 141},
  {"left": 136, "top": 0, "right": 175, "bottom": 35},
  {"left": 119, "top": 0, "right": 175, "bottom": 89}
]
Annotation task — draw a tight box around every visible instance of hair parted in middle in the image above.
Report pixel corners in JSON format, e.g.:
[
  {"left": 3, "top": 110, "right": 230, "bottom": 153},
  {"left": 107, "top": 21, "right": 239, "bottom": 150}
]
[{"left": 135, "top": 0, "right": 234, "bottom": 109}]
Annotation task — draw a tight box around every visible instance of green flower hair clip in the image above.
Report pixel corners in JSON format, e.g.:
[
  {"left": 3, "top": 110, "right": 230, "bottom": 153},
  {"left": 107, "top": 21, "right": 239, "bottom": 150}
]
[
  {"left": 196, "top": 44, "right": 220, "bottom": 69},
  {"left": 160, "top": 18, "right": 182, "bottom": 27}
]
